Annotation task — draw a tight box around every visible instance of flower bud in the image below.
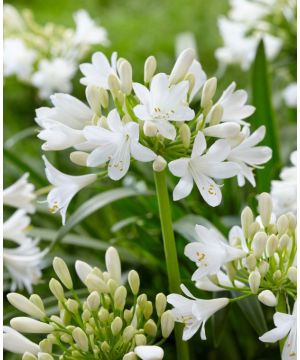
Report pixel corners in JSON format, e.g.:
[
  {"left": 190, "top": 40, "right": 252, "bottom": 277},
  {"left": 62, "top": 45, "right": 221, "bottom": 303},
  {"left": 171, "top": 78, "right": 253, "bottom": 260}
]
[
  {"left": 7, "top": 293, "right": 45, "bottom": 320},
  {"left": 53, "top": 257, "right": 73, "bottom": 290},
  {"left": 49, "top": 278, "right": 65, "bottom": 301},
  {"left": 287, "top": 267, "right": 297, "bottom": 284},
  {"left": 99, "top": 88, "right": 109, "bottom": 109},
  {"left": 169, "top": 48, "right": 195, "bottom": 84},
  {"left": 98, "top": 308, "right": 109, "bottom": 323},
  {"left": 119, "top": 60, "right": 133, "bottom": 95},
  {"left": 185, "top": 72, "right": 195, "bottom": 96},
  {"left": 123, "top": 352, "right": 137, "bottom": 360},
  {"left": 207, "top": 104, "right": 224, "bottom": 126},
  {"left": 258, "top": 261, "right": 269, "bottom": 277},
  {"left": 241, "top": 206, "right": 253, "bottom": 239},
  {"left": 86, "top": 274, "right": 109, "bottom": 293},
  {"left": 144, "top": 319, "right": 157, "bottom": 337},
  {"left": 87, "top": 291, "right": 100, "bottom": 311},
  {"left": 124, "top": 309, "right": 133, "bottom": 324},
  {"left": 273, "top": 270, "right": 282, "bottom": 281},
  {"left": 201, "top": 77, "right": 217, "bottom": 108},
  {"left": 39, "top": 339, "right": 52, "bottom": 354},
  {"left": 135, "top": 334, "right": 147, "bottom": 346},
  {"left": 128, "top": 270, "right": 140, "bottom": 295},
  {"left": 114, "top": 286, "right": 127, "bottom": 311},
  {"left": 111, "top": 317, "right": 123, "bottom": 335},
  {"left": 37, "top": 354, "right": 53, "bottom": 360},
  {"left": 108, "top": 74, "right": 121, "bottom": 97},
  {"left": 286, "top": 212, "right": 297, "bottom": 231},
  {"left": 100, "top": 341, "right": 110, "bottom": 352},
  {"left": 161, "top": 310, "right": 175, "bottom": 338},
  {"left": 60, "top": 333, "right": 73, "bottom": 344},
  {"left": 179, "top": 123, "right": 191, "bottom": 148},
  {"left": 143, "top": 301, "right": 153, "bottom": 320},
  {"left": 60, "top": 309, "right": 71, "bottom": 325},
  {"left": 258, "top": 290, "right": 277, "bottom": 307},
  {"left": 248, "top": 270, "right": 261, "bottom": 294},
  {"left": 245, "top": 254, "right": 257, "bottom": 271},
  {"left": 257, "top": 193, "right": 272, "bottom": 227},
  {"left": 122, "top": 325, "right": 135, "bottom": 343},
  {"left": 143, "top": 121, "right": 158, "bottom": 137},
  {"left": 23, "top": 353, "right": 37, "bottom": 360},
  {"left": 144, "top": 56, "right": 157, "bottom": 83},
  {"left": 266, "top": 235, "right": 279, "bottom": 257},
  {"left": 279, "top": 234, "right": 290, "bottom": 249},
  {"left": 70, "top": 151, "right": 89, "bottom": 166},
  {"left": 65, "top": 299, "right": 79, "bottom": 314},
  {"left": 72, "top": 327, "right": 89, "bottom": 352},
  {"left": 75, "top": 260, "right": 92, "bottom": 285},
  {"left": 10, "top": 317, "right": 53, "bottom": 333},
  {"left": 86, "top": 85, "right": 102, "bottom": 115},
  {"left": 105, "top": 247, "right": 121, "bottom": 284},
  {"left": 137, "top": 294, "right": 147, "bottom": 308},
  {"left": 248, "top": 221, "right": 261, "bottom": 240},
  {"left": 82, "top": 309, "right": 91, "bottom": 322},
  {"left": 153, "top": 156, "right": 167, "bottom": 172},
  {"left": 107, "top": 278, "right": 118, "bottom": 295},
  {"left": 251, "top": 232, "right": 267, "bottom": 257},
  {"left": 29, "top": 294, "right": 45, "bottom": 313},
  {"left": 277, "top": 215, "right": 289, "bottom": 236}
]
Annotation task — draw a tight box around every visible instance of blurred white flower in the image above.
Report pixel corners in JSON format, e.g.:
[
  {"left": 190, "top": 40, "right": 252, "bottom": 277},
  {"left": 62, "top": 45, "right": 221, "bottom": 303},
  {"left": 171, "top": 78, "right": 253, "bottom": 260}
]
[
  {"left": 229, "top": 0, "right": 275, "bottom": 25},
  {"left": 83, "top": 109, "right": 156, "bottom": 180},
  {"left": 133, "top": 73, "right": 195, "bottom": 140},
  {"left": 167, "top": 284, "right": 229, "bottom": 340},
  {"left": 4, "top": 38, "right": 36, "bottom": 80},
  {"left": 184, "top": 224, "right": 246, "bottom": 281},
  {"left": 3, "top": 326, "right": 40, "bottom": 354},
  {"left": 134, "top": 345, "right": 164, "bottom": 360},
  {"left": 43, "top": 156, "right": 97, "bottom": 224},
  {"left": 168, "top": 131, "right": 240, "bottom": 205},
  {"left": 283, "top": 83, "right": 297, "bottom": 108},
  {"left": 3, "top": 173, "right": 36, "bottom": 213},
  {"left": 32, "top": 58, "right": 76, "bottom": 99},
  {"left": 259, "top": 301, "right": 297, "bottom": 360},
  {"left": 3, "top": 4, "right": 25, "bottom": 33},
  {"left": 3, "top": 209, "right": 31, "bottom": 244}
]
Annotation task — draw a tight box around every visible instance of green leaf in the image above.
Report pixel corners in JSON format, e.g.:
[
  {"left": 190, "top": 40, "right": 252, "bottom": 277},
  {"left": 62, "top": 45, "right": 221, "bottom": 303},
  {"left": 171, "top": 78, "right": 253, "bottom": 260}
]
[{"left": 251, "top": 39, "right": 281, "bottom": 192}]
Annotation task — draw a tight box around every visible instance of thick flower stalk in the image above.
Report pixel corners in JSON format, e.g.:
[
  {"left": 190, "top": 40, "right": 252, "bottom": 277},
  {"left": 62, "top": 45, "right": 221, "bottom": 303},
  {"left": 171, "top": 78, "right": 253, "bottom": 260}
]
[{"left": 4, "top": 247, "right": 174, "bottom": 360}]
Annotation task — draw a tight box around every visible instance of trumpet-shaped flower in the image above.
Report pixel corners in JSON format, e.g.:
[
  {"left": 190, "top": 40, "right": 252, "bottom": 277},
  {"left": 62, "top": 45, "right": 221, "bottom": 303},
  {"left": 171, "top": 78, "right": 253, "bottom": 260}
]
[
  {"left": 35, "top": 93, "right": 93, "bottom": 151},
  {"left": 43, "top": 156, "right": 97, "bottom": 224},
  {"left": 133, "top": 73, "right": 195, "bottom": 140},
  {"left": 168, "top": 131, "right": 240, "bottom": 206},
  {"left": 83, "top": 109, "right": 156, "bottom": 180},
  {"left": 3, "top": 209, "right": 31, "bottom": 244},
  {"left": 167, "top": 284, "right": 229, "bottom": 340},
  {"left": 228, "top": 125, "right": 272, "bottom": 186},
  {"left": 184, "top": 225, "right": 246, "bottom": 281},
  {"left": 3, "top": 326, "right": 40, "bottom": 355},
  {"left": 259, "top": 301, "right": 297, "bottom": 360},
  {"left": 3, "top": 173, "right": 36, "bottom": 213}
]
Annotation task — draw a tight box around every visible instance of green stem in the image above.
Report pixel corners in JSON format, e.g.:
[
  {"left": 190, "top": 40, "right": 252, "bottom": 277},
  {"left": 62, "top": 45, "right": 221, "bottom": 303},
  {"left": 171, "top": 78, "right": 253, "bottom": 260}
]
[
  {"left": 276, "top": 292, "right": 287, "bottom": 354},
  {"left": 153, "top": 170, "right": 190, "bottom": 360}
]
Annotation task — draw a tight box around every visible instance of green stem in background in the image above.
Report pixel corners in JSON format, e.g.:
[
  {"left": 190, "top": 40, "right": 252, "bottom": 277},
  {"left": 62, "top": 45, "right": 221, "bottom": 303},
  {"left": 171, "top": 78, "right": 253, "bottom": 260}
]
[
  {"left": 276, "top": 292, "right": 287, "bottom": 353},
  {"left": 153, "top": 170, "right": 190, "bottom": 360}
]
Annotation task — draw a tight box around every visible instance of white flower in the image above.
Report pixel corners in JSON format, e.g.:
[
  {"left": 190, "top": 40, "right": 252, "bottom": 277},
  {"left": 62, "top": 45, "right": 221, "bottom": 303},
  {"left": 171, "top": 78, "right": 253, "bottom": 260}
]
[
  {"left": 167, "top": 284, "right": 229, "bottom": 340},
  {"left": 83, "top": 109, "right": 156, "bottom": 180},
  {"left": 73, "top": 9, "right": 109, "bottom": 46},
  {"left": 168, "top": 131, "right": 240, "bottom": 205},
  {"left": 229, "top": 0, "right": 272, "bottom": 25},
  {"left": 4, "top": 238, "right": 47, "bottom": 292},
  {"left": 196, "top": 271, "right": 244, "bottom": 292},
  {"left": 228, "top": 125, "right": 272, "bottom": 187},
  {"left": 43, "top": 156, "right": 97, "bottom": 224},
  {"left": 80, "top": 51, "right": 118, "bottom": 88},
  {"left": 133, "top": 73, "right": 195, "bottom": 140},
  {"left": 3, "top": 209, "right": 31, "bottom": 244},
  {"left": 283, "top": 83, "right": 297, "bottom": 108},
  {"left": 259, "top": 301, "right": 297, "bottom": 360},
  {"left": 4, "top": 39, "right": 36, "bottom": 80},
  {"left": 134, "top": 345, "right": 164, "bottom": 360},
  {"left": 3, "top": 326, "right": 40, "bottom": 355},
  {"left": 35, "top": 93, "right": 93, "bottom": 151},
  {"left": 3, "top": 173, "right": 36, "bottom": 213},
  {"left": 184, "top": 224, "right": 246, "bottom": 281},
  {"left": 32, "top": 58, "right": 76, "bottom": 99}
]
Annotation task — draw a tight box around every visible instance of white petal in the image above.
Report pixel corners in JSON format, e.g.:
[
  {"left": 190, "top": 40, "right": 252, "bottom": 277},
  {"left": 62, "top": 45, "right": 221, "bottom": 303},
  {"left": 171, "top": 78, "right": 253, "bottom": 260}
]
[
  {"left": 259, "top": 324, "right": 291, "bottom": 343},
  {"left": 191, "top": 132, "right": 206, "bottom": 158},
  {"left": 192, "top": 172, "right": 222, "bottom": 207},
  {"left": 87, "top": 144, "right": 117, "bottom": 167},
  {"left": 107, "top": 109, "right": 123, "bottom": 133},
  {"left": 173, "top": 173, "right": 194, "bottom": 201},
  {"left": 130, "top": 142, "right": 156, "bottom": 162},
  {"left": 168, "top": 158, "right": 190, "bottom": 177},
  {"left": 133, "top": 82, "right": 150, "bottom": 104},
  {"left": 3, "top": 326, "right": 40, "bottom": 355},
  {"left": 155, "top": 120, "right": 176, "bottom": 140},
  {"left": 134, "top": 345, "right": 164, "bottom": 360}
]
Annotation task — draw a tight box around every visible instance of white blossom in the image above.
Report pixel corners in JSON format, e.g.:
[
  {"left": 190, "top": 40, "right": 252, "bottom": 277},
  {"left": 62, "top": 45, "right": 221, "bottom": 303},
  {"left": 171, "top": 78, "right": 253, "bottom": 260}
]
[{"left": 3, "top": 209, "right": 31, "bottom": 244}]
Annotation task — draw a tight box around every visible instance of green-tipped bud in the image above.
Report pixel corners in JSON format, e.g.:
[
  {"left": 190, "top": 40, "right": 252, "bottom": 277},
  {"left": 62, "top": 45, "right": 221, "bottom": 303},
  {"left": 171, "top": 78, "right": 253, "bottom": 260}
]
[
  {"left": 155, "top": 293, "right": 167, "bottom": 317},
  {"left": 137, "top": 294, "right": 147, "bottom": 309},
  {"left": 169, "top": 48, "right": 195, "bottom": 84},
  {"left": 266, "top": 235, "right": 279, "bottom": 257},
  {"left": 248, "top": 222, "right": 261, "bottom": 240},
  {"left": 135, "top": 334, "right": 147, "bottom": 346},
  {"left": 245, "top": 254, "right": 257, "bottom": 271},
  {"left": 22, "top": 353, "right": 37, "bottom": 360},
  {"left": 143, "top": 301, "right": 153, "bottom": 320},
  {"left": 98, "top": 308, "right": 109, "bottom": 323},
  {"left": 87, "top": 291, "right": 100, "bottom": 311},
  {"left": 258, "top": 261, "right": 269, "bottom": 277},
  {"left": 143, "top": 121, "right": 158, "bottom": 137},
  {"left": 47, "top": 334, "right": 59, "bottom": 345},
  {"left": 273, "top": 270, "right": 282, "bottom": 281},
  {"left": 86, "top": 85, "right": 102, "bottom": 115},
  {"left": 60, "top": 333, "right": 73, "bottom": 344},
  {"left": 29, "top": 294, "right": 45, "bottom": 313},
  {"left": 99, "top": 88, "right": 109, "bottom": 108},
  {"left": 105, "top": 247, "right": 121, "bottom": 284},
  {"left": 122, "top": 325, "right": 135, "bottom": 343},
  {"left": 241, "top": 206, "right": 253, "bottom": 239},
  {"left": 37, "top": 353, "right": 53, "bottom": 360},
  {"left": 82, "top": 309, "right": 91, "bottom": 323},
  {"left": 161, "top": 310, "right": 175, "bottom": 338},
  {"left": 49, "top": 278, "right": 64, "bottom": 301},
  {"left": 153, "top": 156, "right": 167, "bottom": 172},
  {"left": 179, "top": 123, "right": 191, "bottom": 148},
  {"left": 128, "top": 270, "right": 140, "bottom": 295},
  {"left": 123, "top": 353, "right": 137, "bottom": 360},
  {"left": 257, "top": 193, "right": 272, "bottom": 227},
  {"left": 124, "top": 309, "right": 133, "bottom": 324},
  {"left": 114, "top": 286, "right": 127, "bottom": 311},
  {"left": 86, "top": 274, "right": 109, "bottom": 293},
  {"left": 53, "top": 257, "right": 73, "bottom": 290},
  {"left": 287, "top": 267, "right": 297, "bottom": 284},
  {"left": 108, "top": 74, "right": 121, "bottom": 97},
  {"left": 7, "top": 293, "right": 45, "bottom": 320},
  {"left": 72, "top": 327, "right": 89, "bottom": 352},
  {"left": 85, "top": 323, "right": 94, "bottom": 335},
  {"left": 277, "top": 215, "right": 289, "bottom": 236},
  {"left": 249, "top": 270, "right": 261, "bottom": 294},
  {"left": 279, "top": 234, "right": 290, "bottom": 249},
  {"left": 66, "top": 299, "right": 79, "bottom": 314},
  {"left": 258, "top": 290, "right": 277, "bottom": 307},
  {"left": 201, "top": 77, "right": 217, "bottom": 108},
  {"left": 144, "top": 319, "right": 157, "bottom": 337},
  {"left": 119, "top": 60, "right": 133, "bottom": 95},
  {"left": 286, "top": 212, "right": 297, "bottom": 231},
  {"left": 101, "top": 341, "right": 110, "bottom": 353},
  {"left": 185, "top": 72, "right": 195, "bottom": 96},
  {"left": 60, "top": 309, "right": 71, "bottom": 325},
  {"left": 207, "top": 104, "right": 223, "bottom": 126},
  {"left": 144, "top": 56, "right": 157, "bottom": 83},
  {"left": 251, "top": 232, "right": 267, "bottom": 257},
  {"left": 70, "top": 151, "right": 89, "bottom": 166},
  {"left": 39, "top": 339, "right": 52, "bottom": 354},
  {"left": 111, "top": 317, "right": 123, "bottom": 336}
]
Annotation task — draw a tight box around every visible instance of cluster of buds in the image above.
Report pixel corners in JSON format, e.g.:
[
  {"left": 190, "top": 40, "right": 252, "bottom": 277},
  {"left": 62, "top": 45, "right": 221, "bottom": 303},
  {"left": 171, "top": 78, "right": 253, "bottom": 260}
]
[{"left": 4, "top": 247, "right": 174, "bottom": 360}]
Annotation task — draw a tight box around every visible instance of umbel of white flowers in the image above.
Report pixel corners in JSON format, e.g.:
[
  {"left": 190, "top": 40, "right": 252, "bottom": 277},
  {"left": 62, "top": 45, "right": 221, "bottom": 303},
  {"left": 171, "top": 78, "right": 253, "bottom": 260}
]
[
  {"left": 4, "top": 247, "right": 173, "bottom": 360},
  {"left": 35, "top": 48, "right": 272, "bottom": 224},
  {"left": 167, "top": 192, "right": 297, "bottom": 359}
]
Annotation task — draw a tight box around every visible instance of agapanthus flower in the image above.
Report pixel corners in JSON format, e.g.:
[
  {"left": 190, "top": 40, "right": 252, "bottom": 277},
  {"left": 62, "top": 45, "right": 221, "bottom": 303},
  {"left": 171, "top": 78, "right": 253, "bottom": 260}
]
[{"left": 3, "top": 209, "right": 31, "bottom": 244}]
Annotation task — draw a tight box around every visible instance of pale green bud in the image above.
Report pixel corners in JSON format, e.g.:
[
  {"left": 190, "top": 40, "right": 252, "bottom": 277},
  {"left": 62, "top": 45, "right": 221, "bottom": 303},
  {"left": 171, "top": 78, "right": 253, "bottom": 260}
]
[
  {"left": 86, "top": 85, "right": 102, "bottom": 115},
  {"left": 108, "top": 74, "right": 121, "bottom": 97},
  {"left": 268, "top": 224, "right": 278, "bottom": 235},
  {"left": 47, "top": 334, "right": 59, "bottom": 345},
  {"left": 124, "top": 309, "right": 133, "bottom": 324},
  {"left": 258, "top": 290, "right": 277, "bottom": 307},
  {"left": 249, "top": 270, "right": 261, "bottom": 294},
  {"left": 137, "top": 294, "right": 147, "bottom": 309},
  {"left": 119, "top": 60, "right": 133, "bottom": 95},
  {"left": 65, "top": 299, "right": 79, "bottom": 314},
  {"left": 10, "top": 317, "right": 53, "bottom": 333},
  {"left": 102, "top": 271, "right": 111, "bottom": 283},
  {"left": 111, "top": 317, "right": 123, "bottom": 336},
  {"left": 257, "top": 193, "right": 272, "bottom": 227},
  {"left": 135, "top": 334, "right": 147, "bottom": 346},
  {"left": 53, "top": 257, "right": 73, "bottom": 290},
  {"left": 82, "top": 309, "right": 91, "bottom": 322},
  {"left": 70, "top": 151, "right": 89, "bottom": 166},
  {"left": 123, "top": 352, "right": 137, "bottom": 360},
  {"left": 207, "top": 104, "right": 223, "bottom": 126},
  {"left": 114, "top": 286, "right": 127, "bottom": 311},
  {"left": 86, "top": 274, "right": 109, "bottom": 293},
  {"left": 72, "top": 327, "right": 89, "bottom": 352},
  {"left": 105, "top": 247, "right": 121, "bottom": 284},
  {"left": 155, "top": 293, "right": 167, "bottom": 317},
  {"left": 258, "top": 261, "right": 269, "bottom": 277},
  {"left": 50, "top": 315, "right": 63, "bottom": 327},
  {"left": 128, "top": 270, "right": 140, "bottom": 295},
  {"left": 277, "top": 215, "right": 289, "bottom": 236},
  {"left": 7, "top": 293, "right": 45, "bottom": 320},
  {"left": 201, "top": 77, "right": 217, "bottom": 108},
  {"left": 279, "top": 234, "right": 290, "bottom": 249},
  {"left": 185, "top": 72, "right": 195, "bottom": 96},
  {"left": 60, "top": 309, "right": 72, "bottom": 325},
  {"left": 169, "top": 48, "right": 195, "bottom": 84},
  {"left": 143, "top": 301, "right": 153, "bottom": 320},
  {"left": 179, "top": 123, "right": 191, "bottom": 149},
  {"left": 144, "top": 319, "right": 157, "bottom": 337},
  {"left": 22, "top": 353, "right": 37, "bottom": 360},
  {"left": 143, "top": 121, "right": 158, "bottom": 137},
  {"left": 101, "top": 341, "right": 110, "bottom": 352},
  {"left": 161, "top": 310, "right": 175, "bottom": 338},
  {"left": 85, "top": 323, "right": 94, "bottom": 335},
  {"left": 153, "top": 156, "right": 167, "bottom": 172},
  {"left": 246, "top": 254, "right": 257, "bottom": 271},
  {"left": 287, "top": 267, "right": 297, "bottom": 284},
  {"left": 39, "top": 339, "right": 52, "bottom": 354},
  {"left": 108, "top": 278, "right": 118, "bottom": 294},
  {"left": 60, "top": 334, "right": 73, "bottom": 344},
  {"left": 196, "top": 114, "right": 204, "bottom": 131},
  {"left": 29, "top": 294, "right": 45, "bottom": 313},
  {"left": 144, "top": 56, "right": 157, "bottom": 83},
  {"left": 241, "top": 206, "right": 254, "bottom": 239},
  {"left": 122, "top": 325, "right": 135, "bottom": 343},
  {"left": 286, "top": 212, "right": 297, "bottom": 231},
  {"left": 37, "top": 353, "right": 53, "bottom": 360},
  {"left": 99, "top": 88, "right": 109, "bottom": 109},
  {"left": 248, "top": 221, "right": 261, "bottom": 240},
  {"left": 266, "top": 235, "right": 279, "bottom": 257},
  {"left": 251, "top": 232, "right": 267, "bottom": 257},
  {"left": 49, "top": 278, "right": 65, "bottom": 301},
  {"left": 87, "top": 291, "right": 100, "bottom": 311},
  {"left": 225, "top": 262, "right": 236, "bottom": 282},
  {"left": 98, "top": 308, "right": 109, "bottom": 323},
  {"left": 273, "top": 270, "right": 282, "bottom": 281}
]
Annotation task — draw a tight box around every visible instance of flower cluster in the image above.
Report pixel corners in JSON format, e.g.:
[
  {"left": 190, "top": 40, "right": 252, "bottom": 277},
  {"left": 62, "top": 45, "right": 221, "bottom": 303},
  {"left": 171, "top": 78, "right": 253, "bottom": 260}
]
[
  {"left": 167, "top": 192, "right": 297, "bottom": 358},
  {"left": 4, "top": 247, "right": 173, "bottom": 360},
  {"left": 3, "top": 4, "right": 109, "bottom": 99},
  {"left": 35, "top": 48, "right": 272, "bottom": 224},
  {"left": 3, "top": 174, "right": 46, "bottom": 292}
]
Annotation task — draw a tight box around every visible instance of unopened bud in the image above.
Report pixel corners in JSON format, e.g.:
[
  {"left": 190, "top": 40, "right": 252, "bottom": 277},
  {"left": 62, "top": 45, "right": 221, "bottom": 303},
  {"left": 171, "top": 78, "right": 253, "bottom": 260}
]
[
  {"left": 277, "top": 215, "right": 289, "bottom": 236},
  {"left": 124, "top": 309, "right": 133, "bottom": 324},
  {"left": 22, "top": 353, "right": 37, "bottom": 360},
  {"left": 251, "top": 232, "right": 267, "bottom": 257},
  {"left": 153, "top": 156, "right": 167, "bottom": 172},
  {"left": 161, "top": 310, "right": 175, "bottom": 338},
  {"left": 86, "top": 274, "right": 108, "bottom": 293},
  {"left": 246, "top": 254, "right": 257, "bottom": 271},
  {"left": 53, "top": 257, "right": 73, "bottom": 290},
  {"left": 72, "top": 327, "right": 89, "bottom": 352},
  {"left": 143, "top": 301, "right": 153, "bottom": 320},
  {"left": 111, "top": 317, "right": 123, "bottom": 335},
  {"left": 258, "top": 261, "right": 269, "bottom": 277},
  {"left": 258, "top": 290, "right": 277, "bottom": 307},
  {"left": 241, "top": 207, "right": 254, "bottom": 239},
  {"left": 273, "top": 270, "right": 282, "bottom": 281},
  {"left": 82, "top": 309, "right": 91, "bottom": 322},
  {"left": 119, "top": 60, "right": 133, "bottom": 95},
  {"left": 287, "top": 267, "right": 297, "bottom": 284},
  {"left": 248, "top": 222, "right": 261, "bottom": 240},
  {"left": 122, "top": 325, "right": 135, "bottom": 343},
  {"left": 7, "top": 293, "right": 45, "bottom": 320},
  {"left": 87, "top": 291, "right": 100, "bottom": 311},
  {"left": 101, "top": 341, "right": 110, "bottom": 352},
  {"left": 99, "top": 88, "right": 109, "bottom": 108},
  {"left": 286, "top": 212, "right": 297, "bottom": 231},
  {"left": 10, "top": 317, "right": 53, "bottom": 333},
  {"left": 37, "top": 354, "right": 53, "bottom": 360},
  {"left": 279, "top": 234, "right": 290, "bottom": 249},
  {"left": 75, "top": 260, "right": 92, "bottom": 285},
  {"left": 123, "top": 352, "right": 137, "bottom": 360},
  {"left": 179, "top": 123, "right": 191, "bottom": 148},
  {"left": 201, "top": 77, "right": 217, "bottom": 108},
  {"left": 207, "top": 104, "right": 223, "bottom": 126},
  {"left": 114, "top": 286, "right": 127, "bottom": 311},
  {"left": 144, "top": 319, "right": 157, "bottom": 337},
  {"left": 86, "top": 85, "right": 102, "bottom": 115},
  {"left": 169, "top": 48, "right": 195, "bottom": 84},
  {"left": 135, "top": 334, "right": 147, "bottom": 346},
  {"left": 108, "top": 74, "right": 121, "bottom": 97},
  {"left": 66, "top": 299, "right": 79, "bottom": 314},
  {"left": 144, "top": 56, "right": 157, "bottom": 83},
  {"left": 143, "top": 121, "right": 157, "bottom": 137},
  {"left": 49, "top": 278, "right": 64, "bottom": 301},
  {"left": 266, "top": 235, "right": 279, "bottom": 257},
  {"left": 249, "top": 270, "right": 261, "bottom": 294},
  {"left": 70, "top": 151, "right": 89, "bottom": 166},
  {"left": 105, "top": 247, "right": 121, "bottom": 284},
  {"left": 98, "top": 308, "right": 109, "bottom": 323},
  {"left": 257, "top": 193, "right": 272, "bottom": 227},
  {"left": 107, "top": 279, "right": 118, "bottom": 295},
  {"left": 155, "top": 293, "right": 167, "bottom": 317},
  {"left": 185, "top": 73, "right": 195, "bottom": 96},
  {"left": 128, "top": 270, "right": 140, "bottom": 295},
  {"left": 39, "top": 339, "right": 52, "bottom": 354},
  {"left": 29, "top": 294, "right": 45, "bottom": 313},
  {"left": 137, "top": 294, "right": 147, "bottom": 308}
]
